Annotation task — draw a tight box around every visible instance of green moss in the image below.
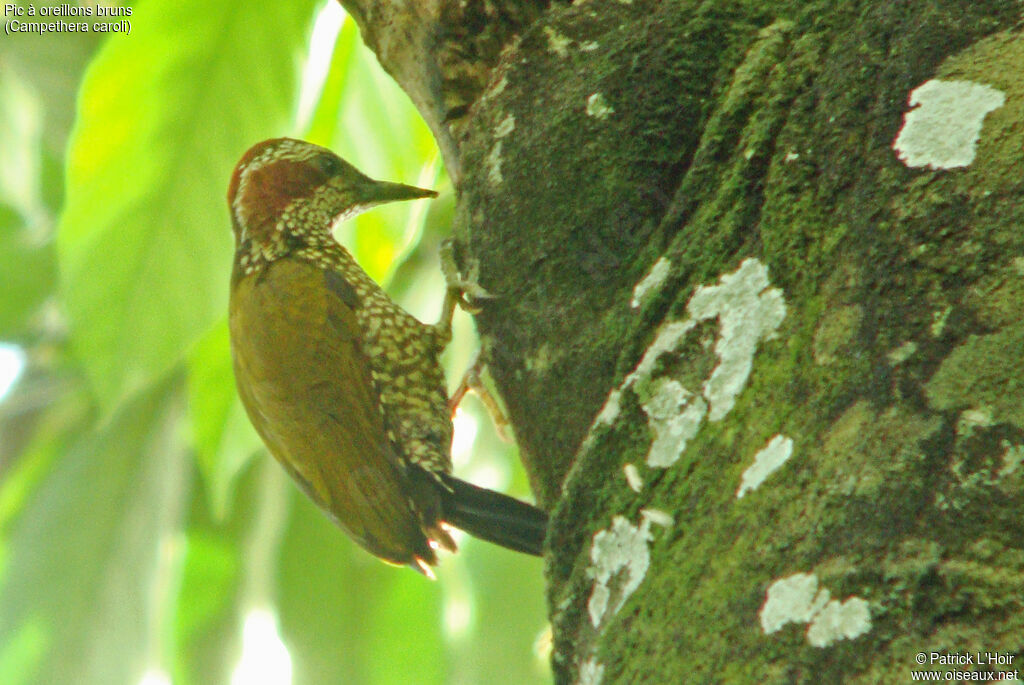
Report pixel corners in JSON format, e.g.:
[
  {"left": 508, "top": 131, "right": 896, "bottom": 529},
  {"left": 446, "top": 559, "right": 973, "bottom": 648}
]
[
  {"left": 452, "top": 0, "right": 1024, "bottom": 680},
  {"left": 924, "top": 323, "right": 1024, "bottom": 430},
  {"left": 963, "top": 262, "right": 1024, "bottom": 329},
  {"left": 812, "top": 304, "right": 863, "bottom": 365}
]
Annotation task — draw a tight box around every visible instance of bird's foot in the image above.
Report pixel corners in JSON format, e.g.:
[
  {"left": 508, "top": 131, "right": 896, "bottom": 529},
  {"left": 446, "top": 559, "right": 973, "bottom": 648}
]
[
  {"left": 439, "top": 239, "right": 493, "bottom": 313},
  {"left": 448, "top": 354, "right": 513, "bottom": 442},
  {"left": 435, "top": 240, "right": 495, "bottom": 341}
]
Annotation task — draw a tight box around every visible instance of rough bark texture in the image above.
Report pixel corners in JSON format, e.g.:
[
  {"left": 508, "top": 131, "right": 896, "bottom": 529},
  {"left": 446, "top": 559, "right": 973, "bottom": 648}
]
[
  {"left": 343, "top": 0, "right": 1024, "bottom": 682},
  {"left": 339, "top": 0, "right": 552, "bottom": 180}
]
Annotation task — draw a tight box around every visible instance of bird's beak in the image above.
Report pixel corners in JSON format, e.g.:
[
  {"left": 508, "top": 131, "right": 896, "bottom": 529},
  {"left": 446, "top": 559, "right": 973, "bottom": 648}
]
[
  {"left": 360, "top": 179, "right": 438, "bottom": 204},
  {"left": 331, "top": 176, "right": 439, "bottom": 223}
]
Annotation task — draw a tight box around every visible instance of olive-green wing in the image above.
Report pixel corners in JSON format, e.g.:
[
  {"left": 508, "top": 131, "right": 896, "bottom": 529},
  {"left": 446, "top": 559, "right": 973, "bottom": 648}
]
[{"left": 229, "top": 258, "right": 433, "bottom": 566}]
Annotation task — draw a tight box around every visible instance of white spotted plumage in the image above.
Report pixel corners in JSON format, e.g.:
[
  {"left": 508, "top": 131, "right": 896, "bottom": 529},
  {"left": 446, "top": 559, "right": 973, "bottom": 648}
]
[{"left": 230, "top": 138, "right": 453, "bottom": 479}]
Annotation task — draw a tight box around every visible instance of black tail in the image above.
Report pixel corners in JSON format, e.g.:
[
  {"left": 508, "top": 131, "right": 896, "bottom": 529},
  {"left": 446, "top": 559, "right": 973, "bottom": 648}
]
[{"left": 438, "top": 474, "right": 548, "bottom": 556}]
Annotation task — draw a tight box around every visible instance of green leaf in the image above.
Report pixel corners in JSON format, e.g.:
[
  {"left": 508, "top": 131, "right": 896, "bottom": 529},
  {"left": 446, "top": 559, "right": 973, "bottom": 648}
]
[
  {"left": 0, "top": 378, "right": 189, "bottom": 685},
  {"left": 174, "top": 533, "right": 239, "bottom": 659},
  {"left": 0, "top": 205, "right": 55, "bottom": 339},
  {"left": 0, "top": 1, "right": 101, "bottom": 156},
  {"left": 276, "top": 492, "right": 446, "bottom": 685},
  {"left": 0, "top": 617, "right": 47, "bottom": 685},
  {"left": 443, "top": 545, "right": 550, "bottom": 684},
  {"left": 57, "top": 0, "right": 321, "bottom": 411},
  {"left": 171, "top": 455, "right": 277, "bottom": 685},
  {"left": 187, "top": 319, "right": 263, "bottom": 519},
  {"left": 172, "top": 526, "right": 243, "bottom": 685}
]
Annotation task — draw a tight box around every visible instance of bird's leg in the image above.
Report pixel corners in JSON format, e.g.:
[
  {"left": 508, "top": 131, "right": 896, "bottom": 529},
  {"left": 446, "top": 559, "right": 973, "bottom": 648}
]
[
  {"left": 437, "top": 240, "right": 509, "bottom": 438},
  {"left": 439, "top": 238, "right": 492, "bottom": 302},
  {"left": 435, "top": 239, "right": 492, "bottom": 340},
  {"left": 436, "top": 289, "right": 459, "bottom": 345},
  {"left": 448, "top": 353, "right": 512, "bottom": 442},
  {"left": 447, "top": 352, "right": 476, "bottom": 416}
]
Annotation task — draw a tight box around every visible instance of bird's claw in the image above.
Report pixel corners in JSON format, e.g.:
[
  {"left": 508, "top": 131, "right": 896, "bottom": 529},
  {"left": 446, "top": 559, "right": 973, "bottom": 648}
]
[{"left": 439, "top": 239, "right": 494, "bottom": 313}]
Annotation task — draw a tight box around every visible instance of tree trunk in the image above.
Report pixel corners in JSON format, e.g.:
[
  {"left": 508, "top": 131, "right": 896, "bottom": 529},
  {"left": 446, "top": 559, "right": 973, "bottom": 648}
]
[{"left": 341, "top": 0, "right": 1024, "bottom": 681}]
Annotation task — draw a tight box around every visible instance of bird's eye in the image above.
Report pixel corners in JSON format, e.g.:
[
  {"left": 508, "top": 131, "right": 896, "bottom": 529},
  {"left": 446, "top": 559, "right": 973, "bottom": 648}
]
[{"left": 312, "top": 154, "right": 340, "bottom": 176}]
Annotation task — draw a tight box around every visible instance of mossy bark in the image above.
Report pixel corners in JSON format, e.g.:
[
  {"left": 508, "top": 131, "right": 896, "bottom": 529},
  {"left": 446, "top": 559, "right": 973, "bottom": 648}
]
[{"left": 345, "top": 0, "right": 1024, "bottom": 681}]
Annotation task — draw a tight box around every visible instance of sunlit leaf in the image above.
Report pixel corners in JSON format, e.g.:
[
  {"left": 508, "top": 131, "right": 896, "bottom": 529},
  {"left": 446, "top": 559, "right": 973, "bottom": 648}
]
[
  {"left": 174, "top": 533, "right": 239, "bottom": 659},
  {"left": 0, "top": 378, "right": 189, "bottom": 685},
  {"left": 445, "top": 542, "right": 549, "bottom": 684},
  {"left": 0, "top": 3, "right": 101, "bottom": 156},
  {"left": 187, "top": 319, "right": 263, "bottom": 519},
  {"left": 57, "top": 0, "right": 321, "bottom": 411},
  {"left": 0, "top": 617, "right": 46, "bottom": 685},
  {"left": 171, "top": 454, "right": 286, "bottom": 685},
  {"left": 276, "top": 491, "right": 446, "bottom": 685},
  {"left": 0, "top": 205, "right": 55, "bottom": 339}
]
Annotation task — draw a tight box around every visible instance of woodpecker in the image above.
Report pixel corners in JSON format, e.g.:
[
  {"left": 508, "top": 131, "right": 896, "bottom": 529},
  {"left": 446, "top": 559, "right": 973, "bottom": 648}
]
[{"left": 226, "top": 138, "right": 546, "bottom": 575}]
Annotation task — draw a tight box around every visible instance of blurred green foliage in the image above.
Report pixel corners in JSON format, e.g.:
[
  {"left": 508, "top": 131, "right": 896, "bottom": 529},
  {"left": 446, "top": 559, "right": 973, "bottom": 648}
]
[{"left": 0, "top": 1, "right": 549, "bottom": 684}]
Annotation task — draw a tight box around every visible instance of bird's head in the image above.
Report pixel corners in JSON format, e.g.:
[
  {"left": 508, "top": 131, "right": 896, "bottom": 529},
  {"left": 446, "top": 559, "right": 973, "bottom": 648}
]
[{"left": 227, "top": 138, "right": 437, "bottom": 265}]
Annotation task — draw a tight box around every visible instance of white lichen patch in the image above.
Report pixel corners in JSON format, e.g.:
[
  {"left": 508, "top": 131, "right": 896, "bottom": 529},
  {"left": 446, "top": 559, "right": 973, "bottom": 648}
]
[
  {"left": 591, "top": 388, "right": 622, "bottom": 431},
  {"left": 631, "top": 256, "right": 671, "bottom": 308},
  {"left": 487, "top": 75, "right": 508, "bottom": 98},
  {"left": 580, "top": 40, "right": 600, "bottom": 51},
  {"left": 806, "top": 597, "right": 872, "bottom": 648},
  {"left": 543, "top": 26, "right": 572, "bottom": 57},
  {"left": 893, "top": 79, "right": 1006, "bottom": 169},
  {"left": 584, "top": 259, "right": 786, "bottom": 467},
  {"left": 1012, "top": 256, "right": 1024, "bottom": 276},
  {"left": 760, "top": 573, "right": 872, "bottom": 647},
  {"left": 588, "top": 320, "right": 696, "bottom": 438},
  {"left": 623, "top": 463, "right": 643, "bottom": 492},
  {"left": 486, "top": 141, "right": 504, "bottom": 184},
  {"left": 484, "top": 114, "right": 515, "bottom": 186},
  {"left": 760, "top": 573, "right": 828, "bottom": 633},
  {"left": 587, "top": 515, "right": 654, "bottom": 627},
  {"left": 642, "top": 378, "right": 707, "bottom": 467},
  {"left": 887, "top": 340, "right": 918, "bottom": 366},
  {"left": 736, "top": 434, "right": 794, "bottom": 498},
  {"left": 524, "top": 341, "right": 553, "bottom": 373},
  {"left": 629, "top": 320, "right": 698, "bottom": 384},
  {"left": 494, "top": 113, "right": 515, "bottom": 138},
  {"left": 998, "top": 442, "right": 1024, "bottom": 478},
  {"left": 688, "top": 258, "right": 787, "bottom": 421},
  {"left": 579, "top": 658, "right": 605, "bottom": 685},
  {"left": 640, "top": 508, "right": 674, "bottom": 528},
  {"left": 588, "top": 586, "right": 610, "bottom": 629},
  {"left": 957, "top": 406, "right": 994, "bottom": 435},
  {"left": 586, "top": 93, "right": 614, "bottom": 120}
]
